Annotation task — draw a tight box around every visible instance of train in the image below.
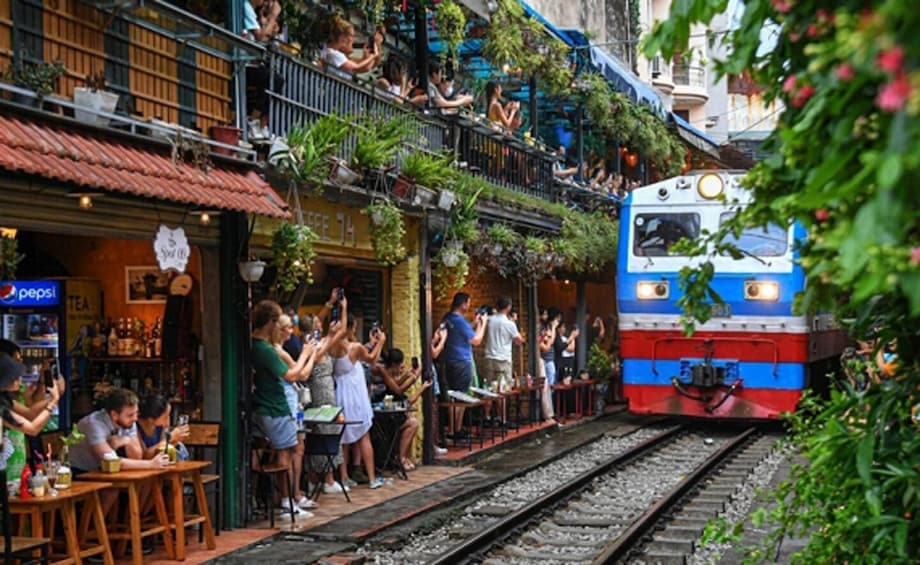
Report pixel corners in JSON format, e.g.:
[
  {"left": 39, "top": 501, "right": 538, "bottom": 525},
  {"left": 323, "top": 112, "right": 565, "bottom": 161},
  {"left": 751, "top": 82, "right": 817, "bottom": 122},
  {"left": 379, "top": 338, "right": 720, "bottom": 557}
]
[{"left": 616, "top": 170, "right": 846, "bottom": 419}]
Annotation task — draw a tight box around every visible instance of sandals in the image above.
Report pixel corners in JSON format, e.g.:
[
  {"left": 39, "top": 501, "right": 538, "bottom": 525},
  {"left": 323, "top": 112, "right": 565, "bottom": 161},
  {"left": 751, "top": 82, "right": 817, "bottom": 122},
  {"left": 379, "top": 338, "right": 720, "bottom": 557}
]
[{"left": 401, "top": 458, "right": 416, "bottom": 471}]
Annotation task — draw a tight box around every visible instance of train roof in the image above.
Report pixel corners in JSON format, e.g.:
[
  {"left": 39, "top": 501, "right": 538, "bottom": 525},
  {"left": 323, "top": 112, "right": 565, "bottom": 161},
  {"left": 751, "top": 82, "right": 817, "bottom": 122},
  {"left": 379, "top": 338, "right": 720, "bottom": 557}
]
[{"left": 625, "top": 170, "right": 752, "bottom": 207}]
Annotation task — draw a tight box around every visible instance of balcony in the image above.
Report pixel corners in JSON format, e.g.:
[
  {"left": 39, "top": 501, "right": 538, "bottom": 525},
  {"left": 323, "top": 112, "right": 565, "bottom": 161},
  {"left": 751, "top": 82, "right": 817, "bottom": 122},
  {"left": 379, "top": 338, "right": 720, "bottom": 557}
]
[
  {"left": 649, "top": 57, "right": 675, "bottom": 95},
  {"left": 671, "top": 64, "right": 709, "bottom": 106},
  {"left": 263, "top": 50, "right": 555, "bottom": 202}
]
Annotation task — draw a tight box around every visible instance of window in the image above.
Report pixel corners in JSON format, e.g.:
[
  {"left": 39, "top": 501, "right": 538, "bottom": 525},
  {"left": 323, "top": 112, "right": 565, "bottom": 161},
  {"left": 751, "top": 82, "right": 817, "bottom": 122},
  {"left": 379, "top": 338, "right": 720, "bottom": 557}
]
[
  {"left": 719, "top": 213, "right": 788, "bottom": 257},
  {"left": 633, "top": 213, "right": 700, "bottom": 256}
]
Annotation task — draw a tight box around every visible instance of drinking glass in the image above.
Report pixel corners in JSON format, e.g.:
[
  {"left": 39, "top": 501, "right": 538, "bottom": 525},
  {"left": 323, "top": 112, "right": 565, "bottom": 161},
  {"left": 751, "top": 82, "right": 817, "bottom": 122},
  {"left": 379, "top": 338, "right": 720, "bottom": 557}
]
[{"left": 46, "top": 461, "right": 59, "bottom": 496}]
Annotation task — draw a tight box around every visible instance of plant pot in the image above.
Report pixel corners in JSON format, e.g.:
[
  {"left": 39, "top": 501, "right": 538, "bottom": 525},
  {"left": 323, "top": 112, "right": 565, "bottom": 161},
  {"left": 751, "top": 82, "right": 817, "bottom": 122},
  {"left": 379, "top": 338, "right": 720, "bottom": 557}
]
[
  {"left": 12, "top": 91, "right": 39, "bottom": 108},
  {"left": 370, "top": 209, "right": 384, "bottom": 226},
  {"left": 393, "top": 174, "right": 414, "bottom": 199},
  {"left": 413, "top": 185, "right": 437, "bottom": 207},
  {"left": 330, "top": 158, "right": 362, "bottom": 186},
  {"left": 73, "top": 87, "right": 119, "bottom": 126},
  {"left": 209, "top": 125, "right": 242, "bottom": 156},
  {"left": 238, "top": 260, "right": 266, "bottom": 283}
]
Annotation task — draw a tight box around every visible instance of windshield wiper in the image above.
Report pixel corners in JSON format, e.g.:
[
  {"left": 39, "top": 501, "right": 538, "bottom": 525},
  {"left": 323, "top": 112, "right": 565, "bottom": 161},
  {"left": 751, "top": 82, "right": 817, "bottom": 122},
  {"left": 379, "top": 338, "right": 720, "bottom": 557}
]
[{"left": 732, "top": 246, "right": 770, "bottom": 266}]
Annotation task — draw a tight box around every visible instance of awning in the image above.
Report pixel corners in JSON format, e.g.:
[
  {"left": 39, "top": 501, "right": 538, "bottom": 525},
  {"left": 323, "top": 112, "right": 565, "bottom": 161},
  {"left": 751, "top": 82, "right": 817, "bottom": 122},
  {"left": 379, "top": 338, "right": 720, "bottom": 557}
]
[
  {"left": 671, "top": 112, "right": 721, "bottom": 158},
  {"left": 519, "top": 1, "right": 577, "bottom": 46},
  {"left": 588, "top": 46, "right": 667, "bottom": 119},
  {"left": 456, "top": 0, "right": 493, "bottom": 20},
  {"left": 0, "top": 114, "right": 289, "bottom": 218}
]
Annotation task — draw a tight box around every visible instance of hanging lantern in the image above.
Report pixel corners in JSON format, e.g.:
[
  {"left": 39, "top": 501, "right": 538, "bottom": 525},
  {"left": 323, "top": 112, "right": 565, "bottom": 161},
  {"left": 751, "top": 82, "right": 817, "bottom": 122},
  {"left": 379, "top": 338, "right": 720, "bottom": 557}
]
[{"left": 625, "top": 152, "right": 639, "bottom": 168}]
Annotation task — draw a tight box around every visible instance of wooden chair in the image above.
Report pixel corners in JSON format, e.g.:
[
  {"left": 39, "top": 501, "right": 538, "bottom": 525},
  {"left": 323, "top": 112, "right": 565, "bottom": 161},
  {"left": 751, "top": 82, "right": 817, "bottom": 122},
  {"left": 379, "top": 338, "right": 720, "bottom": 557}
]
[
  {"left": 183, "top": 422, "right": 222, "bottom": 539},
  {"left": 1, "top": 469, "right": 51, "bottom": 565},
  {"left": 250, "top": 437, "right": 294, "bottom": 528}
]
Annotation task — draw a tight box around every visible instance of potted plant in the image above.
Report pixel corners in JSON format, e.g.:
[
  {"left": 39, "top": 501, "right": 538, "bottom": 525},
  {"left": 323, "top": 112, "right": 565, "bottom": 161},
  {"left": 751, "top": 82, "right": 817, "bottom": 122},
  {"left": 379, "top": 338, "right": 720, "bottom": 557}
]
[
  {"left": 364, "top": 200, "right": 406, "bottom": 265},
  {"left": 0, "top": 235, "right": 24, "bottom": 280},
  {"left": 432, "top": 242, "right": 470, "bottom": 299},
  {"left": 434, "top": 0, "right": 467, "bottom": 64},
  {"left": 273, "top": 114, "right": 350, "bottom": 186},
  {"left": 396, "top": 151, "right": 455, "bottom": 198},
  {"left": 4, "top": 56, "right": 65, "bottom": 106},
  {"left": 238, "top": 258, "right": 267, "bottom": 283},
  {"left": 73, "top": 69, "right": 119, "bottom": 127},
  {"left": 351, "top": 115, "right": 412, "bottom": 180},
  {"left": 270, "top": 222, "right": 319, "bottom": 294}
]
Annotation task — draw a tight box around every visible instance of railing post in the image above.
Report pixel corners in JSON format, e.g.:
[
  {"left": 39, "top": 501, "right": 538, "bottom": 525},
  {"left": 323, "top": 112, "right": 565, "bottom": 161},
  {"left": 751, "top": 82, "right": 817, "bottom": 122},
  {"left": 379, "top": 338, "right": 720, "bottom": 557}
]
[
  {"left": 414, "top": 4, "right": 430, "bottom": 97},
  {"left": 575, "top": 105, "right": 584, "bottom": 182}
]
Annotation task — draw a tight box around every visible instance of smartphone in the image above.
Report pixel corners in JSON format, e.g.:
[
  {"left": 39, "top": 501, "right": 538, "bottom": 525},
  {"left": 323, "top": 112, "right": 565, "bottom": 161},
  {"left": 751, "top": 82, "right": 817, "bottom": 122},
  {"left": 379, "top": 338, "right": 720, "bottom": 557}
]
[
  {"left": 331, "top": 307, "right": 340, "bottom": 322},
  {"left": 411, "top": 356, "right": 419, "bottom": 371},
  {"left": 43, "top": 360, "right": 58, "bottom": 387},
  {"left": 336, "top": 288, "right": 345, "bottom": 301}
]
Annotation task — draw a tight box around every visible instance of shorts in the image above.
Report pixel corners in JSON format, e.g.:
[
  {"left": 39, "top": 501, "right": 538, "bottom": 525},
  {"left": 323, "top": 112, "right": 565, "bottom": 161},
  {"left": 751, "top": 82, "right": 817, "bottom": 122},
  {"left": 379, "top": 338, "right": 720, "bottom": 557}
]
[
  {"left": 252, "top": 413, "right": 299, "bottom": 450},
  {"left": 482, "top": 358, "right": 512, "bottom": 389},
  {"left": 543, "top": 359, "right": 557, "bottom": 387},
  {"left": 444, "top": 360, "right": 474, "bottom": 392}
]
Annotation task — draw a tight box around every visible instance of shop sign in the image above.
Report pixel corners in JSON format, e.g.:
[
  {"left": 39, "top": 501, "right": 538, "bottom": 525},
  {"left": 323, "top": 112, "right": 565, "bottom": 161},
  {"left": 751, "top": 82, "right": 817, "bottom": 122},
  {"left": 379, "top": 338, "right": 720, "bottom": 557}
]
[
  {"left": 0, "top": 280, "right": 61, "bottom": 307},
  {"left": 153, "top": 225, "right": 190, "bottom": 273}
]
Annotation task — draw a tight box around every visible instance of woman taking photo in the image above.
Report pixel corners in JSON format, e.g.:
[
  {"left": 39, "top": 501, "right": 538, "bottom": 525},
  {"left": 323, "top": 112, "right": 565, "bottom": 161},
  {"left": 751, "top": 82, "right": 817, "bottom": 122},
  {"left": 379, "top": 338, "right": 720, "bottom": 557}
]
[
  {"left": 329, "top": 307, "right": 387, "bottom": 489},
  {"left": 137, "top": 394, "right": 189, "bottom": 461},
  {"left": 373, "top": 349, "right": 432, "bottom": 471}
]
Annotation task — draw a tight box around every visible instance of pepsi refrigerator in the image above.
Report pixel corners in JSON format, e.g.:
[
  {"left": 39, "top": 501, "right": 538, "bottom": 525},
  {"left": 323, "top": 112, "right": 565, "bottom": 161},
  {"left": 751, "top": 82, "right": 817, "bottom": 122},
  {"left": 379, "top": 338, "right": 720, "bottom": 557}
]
[{"left": 1, "top": 278, "right": 103, "bottom": 430}]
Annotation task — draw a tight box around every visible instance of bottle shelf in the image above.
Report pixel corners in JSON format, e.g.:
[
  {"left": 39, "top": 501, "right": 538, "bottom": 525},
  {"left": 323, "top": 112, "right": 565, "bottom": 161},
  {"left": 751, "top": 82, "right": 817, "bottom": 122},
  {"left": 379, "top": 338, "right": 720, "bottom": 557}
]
[{"left": 87, "top": 357, "right": 169, "bottom": 363}]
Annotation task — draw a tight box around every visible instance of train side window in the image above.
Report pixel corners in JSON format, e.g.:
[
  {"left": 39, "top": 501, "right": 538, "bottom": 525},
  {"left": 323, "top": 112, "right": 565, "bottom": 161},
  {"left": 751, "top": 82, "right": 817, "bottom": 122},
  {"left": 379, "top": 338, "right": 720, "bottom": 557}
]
[
  {"left": 633, "top": 213, "right": 700, "bottom": 256},
  {"left": 718, "top": 213, "right": 788, "bottom": 257}
]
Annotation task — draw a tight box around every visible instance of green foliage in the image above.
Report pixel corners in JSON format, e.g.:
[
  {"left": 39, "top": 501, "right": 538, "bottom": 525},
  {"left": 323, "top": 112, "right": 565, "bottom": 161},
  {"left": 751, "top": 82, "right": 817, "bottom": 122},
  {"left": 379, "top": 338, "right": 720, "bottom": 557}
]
[
  {"left": 270, "top": 222, "right": 318, "bottom": 294},
  {"left": 60, "top": 424, "right": 86, "bottom": 448},
  {"left": 365, "top": 200, "right": 406, "bottom": 265},
  {"left": 399, "top": 151, "right": 455, "bottom": 188},
  {"left": 432, "top": 244, "right": 469, "bottom": 300},
  {"left": 277, "top": 114, "right": 350, "bottom": 186},
  {"left": 351, "top": 115, "right": 413, "bottom": 171},
  {"left": 0, "top": 236, "right": 24, "bottom": 280},
  {"left": 434, "top": 0, "right": 466, "bottom": 64},
  {"left": 4, "top": 56, "right": 65, "bottom": 99},
  {"left": 646, "top": 0, "right": 920, "bottom": 561},
  {"left": 586, "top": 343, "right": 613, "bottom": 379},
  {"left": 556, "top": 211, "right": 619, "bottom": 273}
]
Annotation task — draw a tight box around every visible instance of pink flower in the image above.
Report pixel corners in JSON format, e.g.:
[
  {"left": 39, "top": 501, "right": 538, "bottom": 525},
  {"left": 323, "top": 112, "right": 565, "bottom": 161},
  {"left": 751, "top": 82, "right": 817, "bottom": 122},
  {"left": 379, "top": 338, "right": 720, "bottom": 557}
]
[
  {"left": 815, "top": 209, "right": 830, "bottom": 222},
  {"left": 912, "top": 247, "right": 920, "bottom": 266},
  {"left": 816, "top": 9, "right": 834, "bottom": 24},
  {"left": 876, "top": 73, "right": 912, "bottom": 112},
  {"left": 783, "top": 75, "right": 798, "bottom": 92},
  {"left": 806, "top": 24, "right": 820, "bottom": 38},
  {"left": 792, "top": 85, "right": 816, "bottom": 107},
  {"left": 835, "top": 63, "right": 855, "bottom": 81},
  {"left": 772, "top": 0, "right": 792, "bottom": 13},
  {"left": 877, "top": 46, "right": 904, "bottom": 75}
]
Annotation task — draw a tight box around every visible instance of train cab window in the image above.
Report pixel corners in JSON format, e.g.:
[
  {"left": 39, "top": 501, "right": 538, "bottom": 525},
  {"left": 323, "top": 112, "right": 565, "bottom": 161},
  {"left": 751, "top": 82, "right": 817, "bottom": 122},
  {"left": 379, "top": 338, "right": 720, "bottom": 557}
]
[
  {"left": 719, "top": 212, "right": 788, "bottom": 257},
  {"left": 633, "top": 213, "right": 700, "bottom": 256}
]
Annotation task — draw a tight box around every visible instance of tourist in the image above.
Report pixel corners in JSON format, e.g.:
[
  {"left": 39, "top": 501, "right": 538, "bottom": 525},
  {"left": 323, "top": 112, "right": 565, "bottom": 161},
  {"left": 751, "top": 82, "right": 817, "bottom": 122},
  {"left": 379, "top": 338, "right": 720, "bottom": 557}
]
[{"left": 374, "top": 349, "right": 431, "bottom": 471}]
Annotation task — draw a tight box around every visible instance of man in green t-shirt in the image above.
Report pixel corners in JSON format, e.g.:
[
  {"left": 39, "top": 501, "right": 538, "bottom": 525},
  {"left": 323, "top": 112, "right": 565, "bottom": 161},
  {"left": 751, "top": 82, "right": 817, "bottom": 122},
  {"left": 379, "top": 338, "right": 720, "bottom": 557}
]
[{"left": 250, "top": 300, "right": 314, "bottom": 516}]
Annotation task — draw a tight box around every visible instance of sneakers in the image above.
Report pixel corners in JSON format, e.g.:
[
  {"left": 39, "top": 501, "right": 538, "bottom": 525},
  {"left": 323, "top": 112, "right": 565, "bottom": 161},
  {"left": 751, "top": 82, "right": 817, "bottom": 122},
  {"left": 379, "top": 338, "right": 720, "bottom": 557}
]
[
  {"left": 323, "top": 481, "right": 350, "bottom": 494},
  {"left": 295, "top": 495, "right": 318, "bottom": 509},
  {"left": 351, "top": 468, "right": 370, "bottom": 484},
  {"left": 277, "top": 500, "right": 300, "bottom": 516},
  {"left": 434, "top": 446, "right": 448, "bottom": 456},
  {"left": 296, "top": 510, "right": 314, "bottom": 520},
  {"left": 342, "top": 478, "right": 358, "bottom": 488},
  {"left": 369, "top": 477, "right": 386, "bottom": 489}
]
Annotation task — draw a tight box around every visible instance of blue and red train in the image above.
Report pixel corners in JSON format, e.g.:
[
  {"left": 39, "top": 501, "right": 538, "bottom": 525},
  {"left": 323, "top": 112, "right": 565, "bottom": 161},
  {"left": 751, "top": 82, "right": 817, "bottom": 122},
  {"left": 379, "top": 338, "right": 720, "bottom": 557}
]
[{"left": 617, "top": 171, "right": 845, "bottom": 419}]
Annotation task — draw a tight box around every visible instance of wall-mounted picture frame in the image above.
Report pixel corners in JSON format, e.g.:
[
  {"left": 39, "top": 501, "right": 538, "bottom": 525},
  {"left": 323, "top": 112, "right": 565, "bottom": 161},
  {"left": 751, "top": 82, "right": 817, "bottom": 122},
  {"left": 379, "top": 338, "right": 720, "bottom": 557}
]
[{"left": 125, "top": 266, "right": 169, "bottom": 304}]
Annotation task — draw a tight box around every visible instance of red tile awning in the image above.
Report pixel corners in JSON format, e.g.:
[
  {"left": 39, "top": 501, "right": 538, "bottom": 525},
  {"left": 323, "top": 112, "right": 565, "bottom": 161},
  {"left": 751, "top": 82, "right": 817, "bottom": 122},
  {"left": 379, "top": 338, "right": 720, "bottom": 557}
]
[{"left": 0, "top": 113, "right": 289, "bottom": 218}]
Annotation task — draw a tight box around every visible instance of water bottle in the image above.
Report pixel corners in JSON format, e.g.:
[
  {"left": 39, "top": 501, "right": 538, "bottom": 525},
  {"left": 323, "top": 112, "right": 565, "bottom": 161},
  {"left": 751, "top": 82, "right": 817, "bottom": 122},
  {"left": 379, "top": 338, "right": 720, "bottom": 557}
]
[{"left": 296, "top": 410, "right": 304, "bottom": 431}]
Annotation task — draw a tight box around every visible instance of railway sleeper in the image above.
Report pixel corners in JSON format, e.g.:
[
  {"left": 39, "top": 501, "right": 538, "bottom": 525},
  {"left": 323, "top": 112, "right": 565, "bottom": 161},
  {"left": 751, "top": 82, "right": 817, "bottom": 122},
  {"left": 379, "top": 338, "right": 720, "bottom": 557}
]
[
  {"left": 659, "top": 524, "right": 706, "bottom": 538},
  {"left": 646, "top": 537, "right": 695, "bottom": 554},
  {"left": 636, "top": 550, "right": 687, "bottom": 565},
  {"left": 677, "top": 508, "right": 719, "bottom": 520},
  {"left": 552, "top": 515, "right": 632, "bottom": 527},
  {"left": 520, "top": 531, "right": 606, "bottom": 549},
  {"left": 499, "top": 544, "right": 597, "bottom": 561},
  {"left": 566, "top": 503, "right": 638, "bottom": 518},
  {"left": 538, "top": 521, "right": 620, "bottom": 536},
  {"left": 470, "top": 504, "right": 515, "bottom": 517},
  {"left": 692, "top": 494, "right": 731, "bottom": 505},
  {"left": 666, "top": 517, "right": 712, "bottom": 529},
  {"left": 681, "top": 500, "right": 725, "bottom": 513},
  {"left": 715, "top": 470, "right": 751, "bottom": 479}
]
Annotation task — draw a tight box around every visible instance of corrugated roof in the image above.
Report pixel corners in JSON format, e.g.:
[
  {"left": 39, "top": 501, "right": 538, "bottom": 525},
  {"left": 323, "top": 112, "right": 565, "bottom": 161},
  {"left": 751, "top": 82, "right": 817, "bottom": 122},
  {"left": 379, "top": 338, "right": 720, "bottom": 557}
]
[{"left": 0, "top": 114, "right": 289, "bottom": 218}]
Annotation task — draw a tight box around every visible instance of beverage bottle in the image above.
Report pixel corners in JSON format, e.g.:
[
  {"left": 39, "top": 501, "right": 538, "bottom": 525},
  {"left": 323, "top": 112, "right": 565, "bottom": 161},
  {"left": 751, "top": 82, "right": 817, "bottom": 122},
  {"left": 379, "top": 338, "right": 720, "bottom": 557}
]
[
  {"left": 19, "top": 463, "right": 32, "bottom": 498},
  {"left": 57, "top": 446, "right": 72, "bottom": 489},
  {"left": 153, "top": 317, "right": 162, "bottom": 358},
  {"left": 107, "top": 324, "right": 118, "bottom": 356}
]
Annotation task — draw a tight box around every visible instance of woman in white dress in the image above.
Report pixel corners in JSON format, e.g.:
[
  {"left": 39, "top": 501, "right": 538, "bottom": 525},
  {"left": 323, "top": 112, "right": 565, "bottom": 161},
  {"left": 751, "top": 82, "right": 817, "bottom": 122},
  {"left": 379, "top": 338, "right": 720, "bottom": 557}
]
[{"left": 329, "top": 313, "right": 387, "bottom": 489}]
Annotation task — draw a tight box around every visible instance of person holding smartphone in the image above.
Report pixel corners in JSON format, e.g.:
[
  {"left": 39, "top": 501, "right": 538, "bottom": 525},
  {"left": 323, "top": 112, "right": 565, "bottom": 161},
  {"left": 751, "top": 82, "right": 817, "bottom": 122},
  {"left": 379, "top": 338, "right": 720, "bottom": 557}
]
[{"left": 372, "top": 349, "right": 431, "bottom": 471}]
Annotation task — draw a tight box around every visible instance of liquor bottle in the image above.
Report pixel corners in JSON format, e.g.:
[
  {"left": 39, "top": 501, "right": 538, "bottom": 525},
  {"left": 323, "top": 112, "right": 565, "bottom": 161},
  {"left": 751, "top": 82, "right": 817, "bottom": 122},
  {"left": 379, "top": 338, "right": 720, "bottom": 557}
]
[
  {"left": 19, "top": 462, "right": 32, "bottom": 499},
  {"left": 152, "top": 317, "right": 162, "bottom": 358},
  {"left": 107, "top": 324, "right": 118, "bottom": 357}
]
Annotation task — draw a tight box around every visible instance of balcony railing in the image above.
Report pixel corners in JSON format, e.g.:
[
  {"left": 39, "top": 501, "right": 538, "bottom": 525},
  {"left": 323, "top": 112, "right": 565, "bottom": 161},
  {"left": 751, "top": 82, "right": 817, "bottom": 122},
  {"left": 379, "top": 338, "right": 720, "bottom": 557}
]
[
  {"left": 261, "top": 50, "right": 556, "bottom": 200},
  {"left": 671, "top": 64, "right": 707, "bottom": 88}
]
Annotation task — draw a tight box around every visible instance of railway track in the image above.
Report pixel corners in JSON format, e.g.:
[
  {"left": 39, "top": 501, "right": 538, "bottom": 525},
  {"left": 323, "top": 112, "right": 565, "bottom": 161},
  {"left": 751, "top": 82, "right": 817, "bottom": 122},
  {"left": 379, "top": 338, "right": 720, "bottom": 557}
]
[{"left": 430, "top": 426, "right": 777, "bottom": 565}]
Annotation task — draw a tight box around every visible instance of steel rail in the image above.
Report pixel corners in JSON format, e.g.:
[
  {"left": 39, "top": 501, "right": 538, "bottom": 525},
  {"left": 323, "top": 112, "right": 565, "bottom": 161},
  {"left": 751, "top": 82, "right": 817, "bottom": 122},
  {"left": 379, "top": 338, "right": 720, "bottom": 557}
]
[
  {"left": 428, "top": 425, "right": 685, "bottom": 565},
  {"left": 591, "top": 426, "right": 759, "bottom": 564}
]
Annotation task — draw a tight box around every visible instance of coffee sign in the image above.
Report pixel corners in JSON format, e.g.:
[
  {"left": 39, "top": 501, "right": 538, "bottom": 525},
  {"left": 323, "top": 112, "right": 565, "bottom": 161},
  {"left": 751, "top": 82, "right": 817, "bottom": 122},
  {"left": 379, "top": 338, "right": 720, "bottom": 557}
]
[{"left": 153, "top": 225, "right": 190, "bottom": 273}]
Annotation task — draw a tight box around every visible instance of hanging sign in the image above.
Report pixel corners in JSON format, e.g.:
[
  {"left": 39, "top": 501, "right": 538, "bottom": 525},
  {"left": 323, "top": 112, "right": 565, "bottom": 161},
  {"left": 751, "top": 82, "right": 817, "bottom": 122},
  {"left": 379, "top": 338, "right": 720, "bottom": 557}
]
[{"left": 153, "top": 225, "right": 190, "bottom": 273}]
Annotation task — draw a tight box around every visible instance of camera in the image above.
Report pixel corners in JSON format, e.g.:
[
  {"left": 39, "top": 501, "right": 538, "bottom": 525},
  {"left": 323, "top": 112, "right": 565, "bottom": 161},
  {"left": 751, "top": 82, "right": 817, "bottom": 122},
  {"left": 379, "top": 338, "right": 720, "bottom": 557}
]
[
  {"left": 437, "top": 322, "right": 448, "bottom": 332},
  {"left": 370, "top": 321, "right": 382, "bottom": 335},
  {"left": 476, "top": 306, "right": 490, "bottom": 317},
  {"left": 411, "top": 356, "right": 419, "bottom": 370}
]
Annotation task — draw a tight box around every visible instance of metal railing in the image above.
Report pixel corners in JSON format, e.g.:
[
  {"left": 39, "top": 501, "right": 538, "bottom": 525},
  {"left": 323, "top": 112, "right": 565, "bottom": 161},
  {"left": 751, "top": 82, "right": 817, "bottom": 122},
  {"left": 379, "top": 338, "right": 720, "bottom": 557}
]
[
  {"left": 650, "top": 56, "right": 671, "bottom": 81},
  {"left": 671, "top": 65, "right": 707, "bottom": 88}
]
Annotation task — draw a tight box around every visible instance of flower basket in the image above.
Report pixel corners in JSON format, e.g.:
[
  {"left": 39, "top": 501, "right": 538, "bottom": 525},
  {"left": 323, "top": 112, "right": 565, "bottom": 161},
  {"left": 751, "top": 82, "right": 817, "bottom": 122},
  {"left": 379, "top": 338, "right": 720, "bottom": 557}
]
[
  {"left": 238, "top": 260, "right": 266, "bottom": 283},
  {"left": 208, "top": 124, "right": 241, "bottom": 155},
  {"left": 330, "top": 157, "right": 362, "bottom": 186},
  {"left": 73, "top": 87, "right": 120, "bottom": 127}
]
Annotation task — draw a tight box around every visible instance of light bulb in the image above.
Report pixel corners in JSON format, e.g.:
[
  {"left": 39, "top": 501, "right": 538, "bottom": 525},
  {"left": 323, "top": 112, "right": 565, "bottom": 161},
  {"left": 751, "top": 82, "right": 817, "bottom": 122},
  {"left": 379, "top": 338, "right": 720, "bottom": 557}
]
[
  {"left": 78, "top": 194, "right": 93, "bottom": 209},
  {"left": 199, "top": 212, "right": 211, "bottom": 225}
]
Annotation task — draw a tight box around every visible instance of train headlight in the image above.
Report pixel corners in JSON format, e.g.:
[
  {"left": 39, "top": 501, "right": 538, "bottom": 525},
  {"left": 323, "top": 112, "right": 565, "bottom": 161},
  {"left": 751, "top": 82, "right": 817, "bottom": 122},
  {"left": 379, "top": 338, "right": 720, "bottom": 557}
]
[
  {"left": 744, "top": 281, "right": 779, "bottom": 301},
  {"left": 637, "top": 281, "right": 670, "bottom": 300},
  {"left": 697, "top": 173, "right": 724, "bottom": 199}
]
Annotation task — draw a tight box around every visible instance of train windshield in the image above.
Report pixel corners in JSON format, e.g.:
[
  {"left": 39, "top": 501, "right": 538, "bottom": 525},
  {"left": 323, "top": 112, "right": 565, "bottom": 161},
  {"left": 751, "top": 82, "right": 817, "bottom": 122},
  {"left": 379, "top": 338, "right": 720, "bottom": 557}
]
[
  {"left": 633, "top": 213, "right": 701, "bottom": 256},
  {"left": 719, "top": 212, "right": 788, "bottom": 256}
]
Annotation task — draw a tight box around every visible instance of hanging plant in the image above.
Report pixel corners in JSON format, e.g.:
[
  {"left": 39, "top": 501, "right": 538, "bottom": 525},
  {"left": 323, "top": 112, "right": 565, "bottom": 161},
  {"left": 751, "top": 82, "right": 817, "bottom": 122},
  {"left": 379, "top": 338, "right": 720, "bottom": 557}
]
[
  {"left": 432, "top": 244, "right": 469, "bottom": 300},
  {"left": 399, "top": 151, "right": 455, "bottom": 188},
  {"left": 434, "top": 0, "right": 467, "bottom": 64},
  {"left": 364, "top": 200, "right": 406, "bottom": 265},
  {"left": 351, "top": 115, "right": 413, "bottom": 173},
  {"left": 0, "top": 236, "right": 24, "bottom": 280},
  {"left": 271, "top": 222, "right": 319, "bottom": 294}
]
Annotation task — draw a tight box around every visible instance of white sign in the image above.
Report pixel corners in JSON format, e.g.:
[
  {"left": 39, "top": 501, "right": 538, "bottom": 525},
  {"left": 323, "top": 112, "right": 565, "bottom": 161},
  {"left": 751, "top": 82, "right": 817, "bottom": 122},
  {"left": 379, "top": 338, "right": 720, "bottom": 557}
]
[{"left": 153, "top": 225, "right": 190, "bottom": 273}]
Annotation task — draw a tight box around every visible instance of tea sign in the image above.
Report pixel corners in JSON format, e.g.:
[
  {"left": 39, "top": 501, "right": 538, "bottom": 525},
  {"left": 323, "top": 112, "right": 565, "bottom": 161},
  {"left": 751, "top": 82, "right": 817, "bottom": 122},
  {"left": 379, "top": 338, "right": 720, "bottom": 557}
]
[{"left": 153, "top": 225, "right": 190, "bottom": 273}]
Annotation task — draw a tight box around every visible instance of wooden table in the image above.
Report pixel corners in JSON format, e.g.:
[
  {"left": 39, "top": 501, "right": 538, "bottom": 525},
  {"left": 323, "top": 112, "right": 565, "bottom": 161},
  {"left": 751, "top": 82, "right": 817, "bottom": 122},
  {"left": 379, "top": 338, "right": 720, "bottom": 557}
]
[
  {"left": 162, "top": 461, "right": 217, "bottom": 560},
  {"left": 78, "top": 468, "right": 175, "bottom": 565},
  {"left": 9, "top": 481, "right": 114, "bottom": 565}
]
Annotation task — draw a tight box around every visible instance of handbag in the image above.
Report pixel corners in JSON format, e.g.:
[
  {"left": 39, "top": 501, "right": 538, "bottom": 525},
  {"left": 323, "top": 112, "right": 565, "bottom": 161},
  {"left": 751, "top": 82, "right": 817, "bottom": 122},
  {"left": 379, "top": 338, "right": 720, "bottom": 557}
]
[{"left": 294, "top": 382, "right": 312, "bottom": 407}]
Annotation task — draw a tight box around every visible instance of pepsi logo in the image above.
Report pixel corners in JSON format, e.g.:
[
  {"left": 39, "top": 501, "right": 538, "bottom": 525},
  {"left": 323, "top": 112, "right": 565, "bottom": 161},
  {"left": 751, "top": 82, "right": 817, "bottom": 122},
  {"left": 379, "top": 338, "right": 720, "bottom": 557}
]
[{"left": 0, "top": 283, "right": 15, "bottom": 302}]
